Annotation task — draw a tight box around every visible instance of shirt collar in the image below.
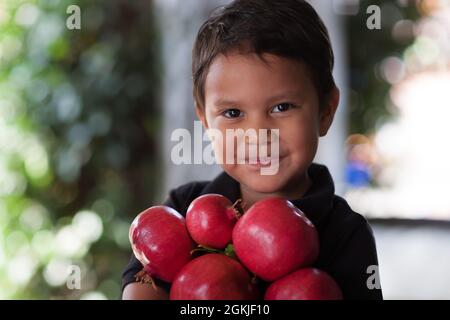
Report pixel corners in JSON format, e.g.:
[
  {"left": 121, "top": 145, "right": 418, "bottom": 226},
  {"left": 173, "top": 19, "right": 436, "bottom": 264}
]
[{"left": 199, "top": 163, "right": 335, "bottom": 228}]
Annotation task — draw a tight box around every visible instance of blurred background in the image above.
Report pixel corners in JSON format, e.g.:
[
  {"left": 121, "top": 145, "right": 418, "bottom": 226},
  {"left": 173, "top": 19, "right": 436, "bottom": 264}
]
[{"left": 0, "top": 0, "right": 449, "bottom": 299}]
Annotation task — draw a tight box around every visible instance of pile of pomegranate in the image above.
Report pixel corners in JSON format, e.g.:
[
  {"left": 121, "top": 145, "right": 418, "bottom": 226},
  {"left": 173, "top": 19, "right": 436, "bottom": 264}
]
[{"left": 129, "top": 194, "right": 343, "bottom": 300}]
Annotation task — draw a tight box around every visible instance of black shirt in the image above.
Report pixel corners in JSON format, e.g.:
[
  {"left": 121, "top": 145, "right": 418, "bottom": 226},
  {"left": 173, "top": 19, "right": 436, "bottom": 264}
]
[{"left": 121, "top": 163, "right": 383, "bottom": 300}]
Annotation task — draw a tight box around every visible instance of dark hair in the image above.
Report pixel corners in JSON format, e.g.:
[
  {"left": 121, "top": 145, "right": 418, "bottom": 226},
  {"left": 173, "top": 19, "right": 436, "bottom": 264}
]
[{"left": 192, "top": 0, "right": 336, "bottom": 111}]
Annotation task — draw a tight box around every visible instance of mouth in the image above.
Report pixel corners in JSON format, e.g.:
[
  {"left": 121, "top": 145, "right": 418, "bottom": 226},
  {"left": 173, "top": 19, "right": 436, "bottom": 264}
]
[{"left": 240, "top": 155, "right": 285, "bottom": 168}]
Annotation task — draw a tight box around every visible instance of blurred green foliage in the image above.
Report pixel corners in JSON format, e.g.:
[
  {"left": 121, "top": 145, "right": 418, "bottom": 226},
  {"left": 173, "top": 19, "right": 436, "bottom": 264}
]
[
  {"left": 0, "top": 0, "right": 162, "bottom": 299},
  {"left": 346, "top": 0, "right": 420, "bottom": 135}
]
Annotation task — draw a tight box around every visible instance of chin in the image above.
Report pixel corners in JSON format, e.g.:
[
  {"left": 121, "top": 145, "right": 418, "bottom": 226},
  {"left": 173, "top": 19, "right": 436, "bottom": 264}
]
[{"left": 238, "top": 170, "right": 288, "bottom": 194}]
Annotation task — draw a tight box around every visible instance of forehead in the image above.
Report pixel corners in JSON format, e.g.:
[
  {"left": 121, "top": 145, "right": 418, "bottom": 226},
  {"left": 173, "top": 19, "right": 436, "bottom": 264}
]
[{"left": 204, "top": 51, "right": 315, "bottom": 105}]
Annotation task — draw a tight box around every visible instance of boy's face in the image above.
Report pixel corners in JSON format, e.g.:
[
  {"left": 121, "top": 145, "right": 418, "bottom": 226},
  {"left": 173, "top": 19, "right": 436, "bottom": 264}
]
[{"left": 197, "top": 51, "right": 338, "bottom": 196}]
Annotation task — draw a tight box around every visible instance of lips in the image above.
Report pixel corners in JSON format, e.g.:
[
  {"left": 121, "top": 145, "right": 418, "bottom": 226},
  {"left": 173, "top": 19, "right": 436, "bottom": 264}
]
[
  {"left": 248, "top": 160, "right": 272, "bottom": 168},
  {"left": 248, "top": 157, "right": 271, "bottom": 164},
  {"left": 258, "top": 157, "right": 271, "bottom": 165},
  {"left": 241, "top": 155, "right": 284, "bottom": 168},
  {"left": 234, "top": 144, "right": 286, "bottom": 167}
]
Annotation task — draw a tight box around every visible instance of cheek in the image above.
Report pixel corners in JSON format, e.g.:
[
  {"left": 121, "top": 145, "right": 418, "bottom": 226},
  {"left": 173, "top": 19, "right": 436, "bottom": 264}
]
[
  {"left": 204, "top": 114, "right": 222, "bottom": 143},
  {"left": 281, "top": 115, "right": 319, "bottom": 153},
  {"left": 205, "top": 121, "right": 235, "bottom": 163},
  {"left": 206, "top": 115, "right": 243, "bottom": 149}
]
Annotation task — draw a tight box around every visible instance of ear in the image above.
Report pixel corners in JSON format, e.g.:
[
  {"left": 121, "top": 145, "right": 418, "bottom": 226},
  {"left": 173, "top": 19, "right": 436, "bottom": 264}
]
[
  {"left": 195, "top": 104, "right": 209, "bottom": 129},
  {"left": 319, "top": 86, "right": 340, "bottom": 137}
]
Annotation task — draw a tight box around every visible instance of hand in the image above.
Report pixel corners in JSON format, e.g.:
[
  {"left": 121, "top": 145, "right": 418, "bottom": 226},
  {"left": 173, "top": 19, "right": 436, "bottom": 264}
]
[{"left": 122, "top": 282, "right": 169, "bottom": 300}]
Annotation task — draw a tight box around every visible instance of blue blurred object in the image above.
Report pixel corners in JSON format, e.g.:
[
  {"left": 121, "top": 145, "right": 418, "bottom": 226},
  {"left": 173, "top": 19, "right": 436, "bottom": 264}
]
[{"left": 345, "top": 160, "right": 371, "bottom": 187}]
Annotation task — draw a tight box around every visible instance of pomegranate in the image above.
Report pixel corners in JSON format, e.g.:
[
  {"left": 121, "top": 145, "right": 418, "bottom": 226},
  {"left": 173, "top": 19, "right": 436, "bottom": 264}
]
[
  {"left": 186, "top": 194, "right": 242, "bottom": 249},
  {"left": 232, "top": 197, "right": 319, "bottom": 281},
  {"left": 170, "top": 253, "right": 260, "bottom": 300},
  {"left": 129, "top": 205, "right": 196, "bottom": 283},
  {"left": 265, "top": 268, "right": 343, "bottom": 300}
]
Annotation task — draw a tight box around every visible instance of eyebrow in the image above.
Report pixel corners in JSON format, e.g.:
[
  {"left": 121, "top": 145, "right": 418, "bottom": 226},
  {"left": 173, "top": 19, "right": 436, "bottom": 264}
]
[
  {"left": 213, "top": 91, "right": 303, "bottom": 108},
  {"left": 213, "top": 99, "right": 240, "bottom": 107}
]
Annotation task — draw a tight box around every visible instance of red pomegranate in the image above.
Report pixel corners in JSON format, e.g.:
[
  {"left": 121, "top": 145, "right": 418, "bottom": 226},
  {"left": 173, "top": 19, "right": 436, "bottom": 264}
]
[
  {"left": 232, "top": 197, "right": 319, "bottom": 281},
  {"left": 186, "top": 194, "right": 241, "bottom": 249},
  {"left": 170, "top": 253, "right": 259, "bottom": 300},
  {"left": 129, "top": 205, "right": 196, "bottom": 283},
  {"left": 265, "top": 268, "right": 343, "bottom": 300}
]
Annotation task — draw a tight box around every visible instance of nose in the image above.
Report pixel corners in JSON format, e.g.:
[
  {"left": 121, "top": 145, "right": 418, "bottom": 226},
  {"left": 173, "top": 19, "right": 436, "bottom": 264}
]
[
  {"left": 236, "top": 115, "right": 282, "bottom": 161},
  {"left": 242, "top": 113, "right": 275, "bottom": 145}
]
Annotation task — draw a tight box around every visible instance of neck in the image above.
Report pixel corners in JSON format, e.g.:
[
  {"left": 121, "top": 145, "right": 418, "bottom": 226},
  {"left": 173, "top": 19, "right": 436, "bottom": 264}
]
[{"left": 239, "top": 172, "right": 312, "bottom": 212}]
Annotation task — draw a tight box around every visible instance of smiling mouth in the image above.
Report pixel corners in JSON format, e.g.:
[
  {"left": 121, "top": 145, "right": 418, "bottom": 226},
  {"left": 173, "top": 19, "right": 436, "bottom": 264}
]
[{"left": 240, "top": 155, "right": 284, "bottom": 167}]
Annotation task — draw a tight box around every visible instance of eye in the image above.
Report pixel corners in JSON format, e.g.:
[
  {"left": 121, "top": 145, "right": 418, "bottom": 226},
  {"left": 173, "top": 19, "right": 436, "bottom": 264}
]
[
  {"left": 271, "top": 103, "right": 295, "bottom": 113},
  {"left": 222, "top": 108, "right": 243, "bottom": 119}
]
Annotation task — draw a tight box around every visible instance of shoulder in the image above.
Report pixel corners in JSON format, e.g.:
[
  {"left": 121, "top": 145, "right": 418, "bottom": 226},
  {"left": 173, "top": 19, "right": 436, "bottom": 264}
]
[
  {"left": 328, "top": 195, "right": 372, "bottom": 235},
  {"left": 318, "top": 195, "right": 376, "bottom": 264},
  {"left": 318, "top": 196, "right": 382, "bottom": 299}
]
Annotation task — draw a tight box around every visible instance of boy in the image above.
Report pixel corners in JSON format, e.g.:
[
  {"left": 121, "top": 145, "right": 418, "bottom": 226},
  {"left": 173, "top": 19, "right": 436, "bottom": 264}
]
[{"left": 122, "top": 0, "right": 382, "bottom": 300}]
